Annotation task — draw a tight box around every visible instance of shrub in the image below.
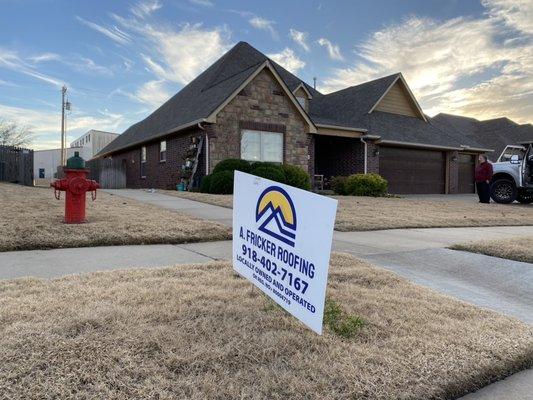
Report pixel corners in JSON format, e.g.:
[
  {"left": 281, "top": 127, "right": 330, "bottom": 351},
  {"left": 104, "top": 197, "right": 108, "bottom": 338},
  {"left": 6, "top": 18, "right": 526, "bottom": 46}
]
[
  {"left": 208, "top": 170, "right": 234, "bottom": 194},
  {"left": 212, "top": 158, "right": 252, "bottom": 174},
  {"left": 199, "top": 174, "right": 213, "bottom": 193},
  {"left": 331, "top": 176, "right": 349, "bottom": 195},
  {"left": 250, "top": 164, "right": 286, "bottom": 184},
  {"left": 282, "top": 164, "right": 311, "bottom": 190},
  {"left": 323, "top": 299, "right": 364, "bottom": 339},
  {"left": 344, "top": 173, "right": 387, "bottom": 197}
]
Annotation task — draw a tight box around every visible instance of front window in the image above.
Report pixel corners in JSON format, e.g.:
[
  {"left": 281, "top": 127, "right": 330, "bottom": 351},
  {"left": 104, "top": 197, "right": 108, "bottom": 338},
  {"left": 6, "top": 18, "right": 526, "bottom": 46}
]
[
  {"left": 296, "top": 96, "right": 306, "bottom": 108},
  {"left": 241, "top": 130, "right": 283, "bottom": 163},
  {"left": 160, "top": 140, "right": 166, "bottom": 162},
  {"left": 140, "top": 146, "right": 147, "bottom": 178}
]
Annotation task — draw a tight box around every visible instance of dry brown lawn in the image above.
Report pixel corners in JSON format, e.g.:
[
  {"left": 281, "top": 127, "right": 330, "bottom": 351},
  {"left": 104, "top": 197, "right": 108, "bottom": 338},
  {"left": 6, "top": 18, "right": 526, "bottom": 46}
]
[
  {"left": 166, "top": 191, "right": 533, "bottom": 231},
  {"left": 0, "top": 183, "right": 231, "bottom": 252},
  {"left": 1, "top": 253, "right": 531, "bottom": 399},
  {"left": 451, "top": 236, "right": 533, "bottom": 264}
]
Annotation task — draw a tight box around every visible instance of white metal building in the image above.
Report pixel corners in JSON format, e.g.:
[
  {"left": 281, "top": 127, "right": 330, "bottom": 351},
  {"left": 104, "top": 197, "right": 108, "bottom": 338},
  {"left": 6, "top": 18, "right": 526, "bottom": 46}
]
[
  {"left": 70, "top": 130, "right": 119, "bottom": 161},
  {"left": 33, "top": 130, "right": 118, "bottom": 186}
]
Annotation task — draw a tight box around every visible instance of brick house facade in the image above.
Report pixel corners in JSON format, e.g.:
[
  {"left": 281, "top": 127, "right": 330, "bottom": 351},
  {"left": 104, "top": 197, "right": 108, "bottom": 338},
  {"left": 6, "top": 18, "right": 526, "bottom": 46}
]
[{"left": 98, "top": 41, "right": 492, "bottom": 194}]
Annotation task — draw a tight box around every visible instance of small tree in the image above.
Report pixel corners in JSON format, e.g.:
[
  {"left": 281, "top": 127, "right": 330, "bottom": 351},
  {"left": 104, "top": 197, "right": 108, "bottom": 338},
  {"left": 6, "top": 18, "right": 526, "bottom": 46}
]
[{"left": 0, "top": 119, "right": 33, "bottom": 147}]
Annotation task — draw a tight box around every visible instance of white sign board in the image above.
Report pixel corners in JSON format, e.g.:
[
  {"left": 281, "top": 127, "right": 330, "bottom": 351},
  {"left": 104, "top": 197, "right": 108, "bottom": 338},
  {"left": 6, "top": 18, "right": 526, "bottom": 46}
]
[{"left": 232, "top": 171, "right": 338, "bottom": 334}]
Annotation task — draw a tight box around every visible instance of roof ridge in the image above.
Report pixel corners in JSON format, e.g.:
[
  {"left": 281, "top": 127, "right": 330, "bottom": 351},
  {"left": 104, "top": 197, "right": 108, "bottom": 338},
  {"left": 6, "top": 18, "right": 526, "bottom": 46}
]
[{"left": 201, "top": 61, "right": 263, "bottom": 93}]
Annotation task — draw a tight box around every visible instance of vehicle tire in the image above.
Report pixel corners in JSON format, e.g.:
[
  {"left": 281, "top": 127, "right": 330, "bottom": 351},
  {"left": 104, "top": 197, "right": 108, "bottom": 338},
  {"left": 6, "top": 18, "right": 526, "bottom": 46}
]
[
  {"left": 517, "top": 191, "right": 533, "bottom": 204},
  {"left": 490, "top": 179, "right": 517, "bottom": 204}
]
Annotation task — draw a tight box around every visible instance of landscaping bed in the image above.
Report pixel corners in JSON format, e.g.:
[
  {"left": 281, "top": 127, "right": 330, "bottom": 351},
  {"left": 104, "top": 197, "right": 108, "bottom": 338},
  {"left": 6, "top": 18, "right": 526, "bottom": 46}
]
[
  {"left": 165, "top": 191, "right": 533, "bottom": 231},
  {"left": 0, "top": 183, "right": 231, "bottom": 252},
  {"left": 1, "top": 253, "right": 531, "bottom": 399},
  {"left": 451, "top": 236, "right": 533, "bottom": 263}
]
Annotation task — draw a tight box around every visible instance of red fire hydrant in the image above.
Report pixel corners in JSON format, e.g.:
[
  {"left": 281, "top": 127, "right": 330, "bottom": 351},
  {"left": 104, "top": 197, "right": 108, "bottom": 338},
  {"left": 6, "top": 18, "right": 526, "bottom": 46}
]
[{"left": 51, "top": 151, "right": 99, "bottom": 224}]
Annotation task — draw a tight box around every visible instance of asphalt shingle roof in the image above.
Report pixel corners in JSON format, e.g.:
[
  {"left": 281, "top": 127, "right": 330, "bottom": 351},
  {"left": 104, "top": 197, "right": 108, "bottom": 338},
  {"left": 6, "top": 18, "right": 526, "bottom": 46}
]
[
  {"left": 98, "top": 42, "right": 317, "bottom": 156},
  {"left": 309, "top": 74, "right": 398, "bottom": 128},
  {"left": 432, "top": 113, "right": 533, "bottom": 159},
  {"left": 98, "top": 41, "right": 532, "bottom": 158}
]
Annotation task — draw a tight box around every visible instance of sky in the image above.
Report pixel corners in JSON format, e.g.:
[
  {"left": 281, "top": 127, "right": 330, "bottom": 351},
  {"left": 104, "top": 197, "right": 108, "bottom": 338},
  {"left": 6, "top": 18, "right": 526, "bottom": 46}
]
[{"left": 0, "top": 0, "right": 532, "bottom": 150}]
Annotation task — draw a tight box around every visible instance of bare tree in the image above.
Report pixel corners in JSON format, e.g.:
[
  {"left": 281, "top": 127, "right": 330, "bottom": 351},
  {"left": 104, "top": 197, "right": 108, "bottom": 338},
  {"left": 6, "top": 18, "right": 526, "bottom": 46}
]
[{"left": 0, "top": 119, "right": 33, "bottom": 147}]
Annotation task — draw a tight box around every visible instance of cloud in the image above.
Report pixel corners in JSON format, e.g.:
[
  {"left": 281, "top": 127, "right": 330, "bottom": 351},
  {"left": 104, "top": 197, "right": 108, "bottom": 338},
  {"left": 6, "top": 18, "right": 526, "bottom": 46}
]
[
  {"left": 483, "top": 0, "right": 533, "bottom": 35},
  {"left": 28, "top": 52, "right": 113, "bottom": 77},
  {"left": 76, "top": 16, "right": 131, "bottom": 45},
  {"left": 131, "top": 0, "right": 162, "bottom": 19},
  {"left": 0, "top": 103, "right": 127, "bottom": 150},
  {"left": 28, "top": 52, "right": 62, "bottom": 63},
  {"left": 317, "top": 38, "right": 343, "bottom": 61},
  {"left": 267, "top": 48, "right": 305, "bottom": 74},
  {"left": 289, "top": 29, "right": 310, "bottom": 51},
  {"left": 113, "top": 16, "right": 232, "bottom": 85},
  {"left": 249, "top": 16, "right": 278, "bottom": 39},
  {"left": 320, "top": 1, "right": 533, "bottom": 123},
  {"left": 189, "top": 0, "right": 214, "bottom": 6},
  {"left": 134, "top": 80, "right": 172, "bottom": 106},
  {"left": 0, "top": 48, "right": 64, "bottom": 87}
]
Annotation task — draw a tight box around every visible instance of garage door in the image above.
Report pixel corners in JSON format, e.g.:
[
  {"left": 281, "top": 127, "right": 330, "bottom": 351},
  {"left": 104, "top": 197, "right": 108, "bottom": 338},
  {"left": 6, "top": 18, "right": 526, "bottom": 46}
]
[
  {"left": 379, "top": 147, "right": 446, "bottom": 194},
  {"left": 458, "top": 154, "right": 475, "bottom": 193}
]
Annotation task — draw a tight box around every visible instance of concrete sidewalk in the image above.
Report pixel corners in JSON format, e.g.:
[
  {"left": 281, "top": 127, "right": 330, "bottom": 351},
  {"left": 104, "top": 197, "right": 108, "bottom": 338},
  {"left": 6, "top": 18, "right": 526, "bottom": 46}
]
[
  {"left": 2, "top": 226, "right": 532, "bottom": 322},
  {"left": 105, "top": 189, "right": 233, "bottom": 226}
]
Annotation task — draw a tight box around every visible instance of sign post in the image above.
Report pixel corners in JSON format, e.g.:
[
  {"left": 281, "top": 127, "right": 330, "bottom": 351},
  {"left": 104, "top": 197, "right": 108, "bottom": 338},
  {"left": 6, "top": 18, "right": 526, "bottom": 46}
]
[{"left": 232, "top": 171, "right": 338, "bottom": 334}]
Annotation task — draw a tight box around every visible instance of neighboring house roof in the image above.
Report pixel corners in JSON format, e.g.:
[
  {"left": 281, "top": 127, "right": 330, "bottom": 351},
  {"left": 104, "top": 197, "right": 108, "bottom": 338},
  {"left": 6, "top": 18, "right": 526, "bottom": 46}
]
[
  {"left": 432, "top": 113, "right": 533, "bottom": 159},
  {"left": 98, "top": 42, "right": 318, "bottom": 157}
]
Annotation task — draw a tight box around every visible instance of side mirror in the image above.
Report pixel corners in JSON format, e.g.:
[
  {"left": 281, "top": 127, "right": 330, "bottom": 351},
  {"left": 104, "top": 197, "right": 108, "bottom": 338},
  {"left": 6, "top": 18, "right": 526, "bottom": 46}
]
[{"left": 510, "top": 154, "right": 520, "bottom": 164}]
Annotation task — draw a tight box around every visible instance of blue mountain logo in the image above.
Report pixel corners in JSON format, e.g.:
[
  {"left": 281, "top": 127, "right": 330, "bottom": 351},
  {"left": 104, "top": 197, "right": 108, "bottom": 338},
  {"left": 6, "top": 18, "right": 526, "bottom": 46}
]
[{"left": 255, "top": 186, "right": 297, "bottom": 247}]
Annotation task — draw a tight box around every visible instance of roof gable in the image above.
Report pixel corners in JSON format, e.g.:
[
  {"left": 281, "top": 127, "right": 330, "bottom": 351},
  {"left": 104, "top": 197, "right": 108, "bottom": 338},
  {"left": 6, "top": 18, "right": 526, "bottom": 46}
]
[
  {"left": 370, "top": 74, "right": 426, "bottom": 121},
  {"left": 97, "top": 41, "right": 317, "bottom": 156},
  {"left": 206, "top": 60, "right": 317, "bottom": 132}
]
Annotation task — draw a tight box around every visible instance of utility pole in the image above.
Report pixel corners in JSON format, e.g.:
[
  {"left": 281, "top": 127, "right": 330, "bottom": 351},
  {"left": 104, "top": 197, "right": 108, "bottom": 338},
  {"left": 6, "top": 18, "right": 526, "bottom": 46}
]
[
  {"left": 60, "top": 85, "right": 71, "bottom": 166},
  {"left": 60, "top": 85, "right": 67, "bottom": 166}
]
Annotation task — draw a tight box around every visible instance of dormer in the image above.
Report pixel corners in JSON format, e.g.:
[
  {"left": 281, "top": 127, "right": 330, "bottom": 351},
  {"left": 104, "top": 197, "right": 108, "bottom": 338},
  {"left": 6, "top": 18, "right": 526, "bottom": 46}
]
[{"left": 292, "top": 82, "right": 313, "bottom": 112}]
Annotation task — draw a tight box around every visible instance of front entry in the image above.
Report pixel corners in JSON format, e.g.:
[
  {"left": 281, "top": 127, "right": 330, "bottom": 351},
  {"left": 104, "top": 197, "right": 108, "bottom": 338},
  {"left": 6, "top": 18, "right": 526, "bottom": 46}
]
[{"left": 458, "top": 153, "right": 475, "bottom": 193}]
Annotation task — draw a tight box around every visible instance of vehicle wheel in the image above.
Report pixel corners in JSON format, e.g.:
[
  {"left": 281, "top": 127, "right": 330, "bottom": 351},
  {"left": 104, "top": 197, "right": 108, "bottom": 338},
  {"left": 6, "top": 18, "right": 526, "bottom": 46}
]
[
  {"left": 517, "top": 191, "right": 533, "bottom": 204},
  {"left": 490, "top": 179, "right": 517, "bottom": 203}
]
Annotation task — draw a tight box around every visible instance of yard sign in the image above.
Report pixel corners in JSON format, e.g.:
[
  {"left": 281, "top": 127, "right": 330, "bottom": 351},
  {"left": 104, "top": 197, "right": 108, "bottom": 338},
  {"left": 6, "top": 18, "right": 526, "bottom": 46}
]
[{"left": 232, "top": 171, "right": 338, "bottom": 334}]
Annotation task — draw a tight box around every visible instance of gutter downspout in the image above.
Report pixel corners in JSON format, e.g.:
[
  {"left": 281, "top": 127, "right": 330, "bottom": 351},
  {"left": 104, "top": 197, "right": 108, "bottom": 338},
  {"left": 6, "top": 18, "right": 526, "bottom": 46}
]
[
  {"left": 198, "top": 122, "right": 208, "bottom": 174},
  {"left": 359, "top": 136, "right": 368, "bottom": 174}
]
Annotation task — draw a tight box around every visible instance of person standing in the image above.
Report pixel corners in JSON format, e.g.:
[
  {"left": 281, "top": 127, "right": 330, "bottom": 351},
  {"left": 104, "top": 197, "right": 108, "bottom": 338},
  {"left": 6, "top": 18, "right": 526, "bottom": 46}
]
[{"left": 475, "top": 154, "right": 493, "bottom": 203}]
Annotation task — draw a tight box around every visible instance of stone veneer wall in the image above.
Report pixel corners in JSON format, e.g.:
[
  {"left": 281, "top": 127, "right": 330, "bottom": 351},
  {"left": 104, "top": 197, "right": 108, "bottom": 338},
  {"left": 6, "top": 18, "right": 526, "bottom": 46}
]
[{"left": 208, "top": 68, "right": 312, "bottom": 174}]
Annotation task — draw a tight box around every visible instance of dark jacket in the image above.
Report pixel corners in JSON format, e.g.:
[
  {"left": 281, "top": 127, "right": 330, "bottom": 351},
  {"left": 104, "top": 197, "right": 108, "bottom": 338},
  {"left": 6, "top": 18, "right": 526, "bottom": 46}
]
[{"left": 475, "top": 161, "right": 493, "bottom": 182}]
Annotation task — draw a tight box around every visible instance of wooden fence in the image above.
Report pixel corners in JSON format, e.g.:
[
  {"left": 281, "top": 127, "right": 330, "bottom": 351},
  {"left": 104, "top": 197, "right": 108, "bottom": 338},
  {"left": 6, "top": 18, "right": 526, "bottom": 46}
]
[
  {"left": 0, "top": 145, "right": 34, "bottom": 186},
  {"left": 86, "top": 158, "right": 127, "bottom": 189}
]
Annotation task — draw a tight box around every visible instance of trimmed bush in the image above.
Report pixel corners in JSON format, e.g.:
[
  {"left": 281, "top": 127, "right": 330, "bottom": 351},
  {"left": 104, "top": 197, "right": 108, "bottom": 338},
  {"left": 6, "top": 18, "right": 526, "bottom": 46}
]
[
  {"left": 199, "top": 174, "right": 213, "bottom": 193},
  {"left": 282, "top": 164, "right": 311, "bottom": 190},
  {"left": 250, "top": 164, "right": 287, "bottom": 184},
  {"left": 208, "top": 171, "right": 234, "bottom": 194},
  {"left": 331, "top": 176, "right": 349, "bottom": 195},
  {"left": 212, "top": 158, "right": 252, "bottom": 174},
  {"left": 344, "top": 173, "right": 387, "bottom": 197}
]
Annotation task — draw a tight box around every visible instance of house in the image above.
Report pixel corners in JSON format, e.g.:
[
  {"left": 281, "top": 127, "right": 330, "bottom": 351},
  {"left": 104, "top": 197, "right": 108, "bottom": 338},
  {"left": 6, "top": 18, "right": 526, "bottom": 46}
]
[
  {"left": 70, "top": 130, "right": 119, "bottom": 161},
  {"left": 97, "top": 41, "right": 503, "bottom": 194},
  {"left": 34, "top": 130, "right": 118, "bottom": 186},
  {"left": 432, "top": 114, "right": 533, "bottom": 163}
]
